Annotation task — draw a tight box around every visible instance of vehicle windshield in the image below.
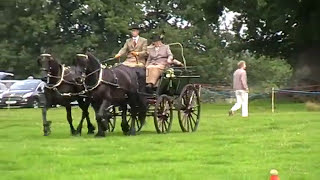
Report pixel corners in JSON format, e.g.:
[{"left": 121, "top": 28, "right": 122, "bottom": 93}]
[
  {"left": 10, "top": 81, "right": 40, "bottom": 91},
  {"left": 0, "top": 83, "right": 7, "bottom": 91}
]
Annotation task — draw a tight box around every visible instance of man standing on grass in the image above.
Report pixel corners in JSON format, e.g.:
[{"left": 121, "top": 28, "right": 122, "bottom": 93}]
[{"left": 229, "top": 60, "right": 249, "bottom": 117}]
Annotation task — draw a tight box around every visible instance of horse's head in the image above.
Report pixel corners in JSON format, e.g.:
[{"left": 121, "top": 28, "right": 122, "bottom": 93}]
[
  {"left": 37, "top": 53, "right": 54, "bottom": 81},
  {"left": 74, "top": 53, "right": 89, "bottom": 83}
]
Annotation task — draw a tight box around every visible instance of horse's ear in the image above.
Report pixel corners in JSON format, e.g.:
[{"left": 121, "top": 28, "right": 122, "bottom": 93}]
[
  {"left": 72, "top": 56, "right": 77, "bottom": 66},
  {"left": 37, "top": 56, "right": 41, "bottom": 66},
  {"left": 160, "top": 30, "right": 165, "bottom": 40}
]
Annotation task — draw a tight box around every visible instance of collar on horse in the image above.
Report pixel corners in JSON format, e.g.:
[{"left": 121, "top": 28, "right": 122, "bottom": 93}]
[
  {"left": 45, "top": 65, "right": 86, "bottom": 96},
  {"left": 82, "top": 64, "right": 120, "bottom": 92},
  {"left": 45, "top": 64, "right": 66, "bottom": 89}
]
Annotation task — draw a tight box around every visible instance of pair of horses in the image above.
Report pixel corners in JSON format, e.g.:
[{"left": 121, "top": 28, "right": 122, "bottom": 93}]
[{"left": 38, "top": 53, "right": 147, "bottom": 137}]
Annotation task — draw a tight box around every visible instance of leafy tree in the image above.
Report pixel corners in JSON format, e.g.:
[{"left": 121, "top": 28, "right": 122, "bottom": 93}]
[{"left": 201, "top": 0, "right": 320, "bottom": 61}]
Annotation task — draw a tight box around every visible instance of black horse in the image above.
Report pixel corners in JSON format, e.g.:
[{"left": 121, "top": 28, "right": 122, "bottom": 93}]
[
  {"left": 37, "top": 54, "right": 95, "bottom": 136},
  {"left": 74, "top": 53, "right": 147, "bottom": 137}
]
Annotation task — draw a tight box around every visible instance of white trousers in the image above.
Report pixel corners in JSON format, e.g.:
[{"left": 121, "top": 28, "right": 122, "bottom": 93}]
[{"left": 231, "top": 90, "right": 248, "bottom": 117}]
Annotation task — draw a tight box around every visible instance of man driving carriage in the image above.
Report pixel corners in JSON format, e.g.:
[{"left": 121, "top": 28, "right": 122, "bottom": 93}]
[
  {"left": 114, "top": 24, "right": 148, "bottom": 92},
  {"left": 114, "top": 24, "right": 183, "bottom": 93},
  {"left": 114, "top": 24, "right": 148, "bottom": 67}
]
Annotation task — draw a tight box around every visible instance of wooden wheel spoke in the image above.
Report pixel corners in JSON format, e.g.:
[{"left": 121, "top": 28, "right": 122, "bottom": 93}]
[
  {"left": 186, "top": 114, "right": 190, "bottom": 131},
  {"left": 191, "top": 111, "right": 198, "bottom": 117},
  {"left": 190, "top": 114, "right": 197, "bottom": 125},
  {"left": 183, "top": 112, "right": 188, "bottom": 129},
  {"left": 109, "top": 120, "right": 115, "bottom": 129},
  {"left": 188, "top": 91, "right": 195, "bottom": 106},
  {"left": 163, "top": 120, "right": 168, "bottom": 131},
  {"left": 188, "top": 115, "right": 194, "bottom": 130}
]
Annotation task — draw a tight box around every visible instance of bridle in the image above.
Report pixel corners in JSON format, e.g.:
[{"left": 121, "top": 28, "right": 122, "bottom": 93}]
[
  {"left": 39, "top": 54, "right": 86, "bottom": 96},
  {"left": 76, "top": 54, "right": 119, "bottom": 92}
]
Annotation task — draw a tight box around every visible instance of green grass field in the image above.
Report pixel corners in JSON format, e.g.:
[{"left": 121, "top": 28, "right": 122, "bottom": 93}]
[{"left": 0, "top": 102, "right": 319, "bottom": 180}]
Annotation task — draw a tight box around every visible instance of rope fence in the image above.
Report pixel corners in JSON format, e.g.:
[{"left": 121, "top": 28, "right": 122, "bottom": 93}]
[{"left": 200, "top": 85, "right": 320, "bottom": 113}]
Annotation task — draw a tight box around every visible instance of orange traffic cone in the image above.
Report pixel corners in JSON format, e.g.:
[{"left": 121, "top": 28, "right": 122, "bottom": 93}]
[{"left": 270, "top": 169, "right": 280, "bottom": 180}]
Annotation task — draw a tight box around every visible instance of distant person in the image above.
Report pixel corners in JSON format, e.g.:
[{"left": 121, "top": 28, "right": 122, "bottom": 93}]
[{"left": 229, "top": 61, "right": 249, "bottom": 117}]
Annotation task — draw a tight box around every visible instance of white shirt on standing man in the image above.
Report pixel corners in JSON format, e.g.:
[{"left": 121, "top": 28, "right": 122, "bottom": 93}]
[{"left": 229, "top": 61, "right": 249, "bottom": 117}]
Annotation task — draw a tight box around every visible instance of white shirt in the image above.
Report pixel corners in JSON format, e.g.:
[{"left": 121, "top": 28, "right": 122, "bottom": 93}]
[{"left": 132, "top": 36, "right": 139, "bottom": 44}]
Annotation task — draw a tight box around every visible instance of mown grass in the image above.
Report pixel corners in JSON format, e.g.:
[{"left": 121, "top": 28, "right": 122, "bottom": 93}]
[{"left": 0, "top": 101, "right": 319, "bottom": 180}]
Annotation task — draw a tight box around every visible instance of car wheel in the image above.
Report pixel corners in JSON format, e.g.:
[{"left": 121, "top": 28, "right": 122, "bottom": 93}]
[{"left": 32, "top": 99, "right": 39, "bottom": 108}]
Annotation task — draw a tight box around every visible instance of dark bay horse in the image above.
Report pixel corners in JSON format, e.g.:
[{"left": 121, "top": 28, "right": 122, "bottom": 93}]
[
  {"left": 37, "top": 54, "right": 95, "bottom": 136},
  {"left": 74, "top": 53, "right": 147, "bottom": 137}
]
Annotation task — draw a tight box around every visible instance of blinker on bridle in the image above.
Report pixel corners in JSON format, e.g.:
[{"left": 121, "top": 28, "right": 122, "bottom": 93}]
[{"left": 76, "top": 54, "right": 88, "bottom": 59}]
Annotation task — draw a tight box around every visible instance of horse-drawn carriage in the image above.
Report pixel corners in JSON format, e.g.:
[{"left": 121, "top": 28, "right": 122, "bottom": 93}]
[
  {"left": 104, "top": 44, "right": 201, "bottom": 134},
  {"left": 38, "top": 43, "right": 201, "bottom": 137}
]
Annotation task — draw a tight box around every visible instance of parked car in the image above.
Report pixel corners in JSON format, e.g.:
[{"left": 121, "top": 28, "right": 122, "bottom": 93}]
[
  {"left": 0, "top": 79, "right": 45, "bottom": 108},
  {"left": 0, "top": 72, "right": 14, "bottom": 80},
  {"left": 0, "top": 80, "right": 20, "bottom": 89}
]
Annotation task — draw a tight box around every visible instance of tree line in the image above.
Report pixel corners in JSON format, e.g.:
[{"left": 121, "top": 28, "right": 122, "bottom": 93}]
[{"left": 2, "top": 0, "right": 317, "bottom": 89}]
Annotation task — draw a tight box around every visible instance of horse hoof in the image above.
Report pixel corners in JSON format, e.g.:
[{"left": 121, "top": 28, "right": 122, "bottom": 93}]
[
  {"left": 94, "top": 133, "right": 105, "bottom": 138},
  {"left": 128, "top": 130, "right": 136, "bottom": 136},
  {"left": 71, "top": 130, "right": 78, "bottom": 136},
  {"left": 43, "top": 131, "right": 51, "bottom": 136},
  {"left": 87, "top": 126, "right": 95, "bottom": 134},
  {"left": 87, "top": 130, "right": 94, "bottom": 135}
]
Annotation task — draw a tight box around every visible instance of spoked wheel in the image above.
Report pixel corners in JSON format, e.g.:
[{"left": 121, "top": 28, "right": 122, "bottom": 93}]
[
  {"left": 178, "top": 84, "right": 201, "bottom": 132},
  {"left": 104, "top": 106, "right": 116, "bottom": 132},
  {"left": 154, "top": 95, "right": 173, "bottom": 134},
  {"left": 122, "top": 107, "right": 143, "bottom": 132}
]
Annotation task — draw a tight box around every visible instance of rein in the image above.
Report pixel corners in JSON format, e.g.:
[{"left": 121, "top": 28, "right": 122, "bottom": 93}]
[
  {"left": 44, "top": 65, "right": 87, "bottom": 97},
  {"left": 82, "top": 64, "right": 119, "bottom": 92}
]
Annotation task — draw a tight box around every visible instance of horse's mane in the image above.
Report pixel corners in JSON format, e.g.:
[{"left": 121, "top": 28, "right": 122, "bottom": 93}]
[
  {"left": 86, "top": 52, "right": 101, "bottom": 64},
  {"left": 51, "top": 56, "right": 61, "bottom": 65}
]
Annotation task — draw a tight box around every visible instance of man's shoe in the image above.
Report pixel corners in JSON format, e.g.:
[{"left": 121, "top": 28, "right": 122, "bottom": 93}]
[{"left": 228, "top": 110, "right": 234, "bottom": 116}]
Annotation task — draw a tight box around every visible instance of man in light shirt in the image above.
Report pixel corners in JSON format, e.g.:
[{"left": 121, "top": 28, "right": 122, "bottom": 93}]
[
  {"left": 229, "top": 61, "right": 249, "bottom": 117},
  {"left": 115, "top": 24, "right": 148, "bottom": 67}
]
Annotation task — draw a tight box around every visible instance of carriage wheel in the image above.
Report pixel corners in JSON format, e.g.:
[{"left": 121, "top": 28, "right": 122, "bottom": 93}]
[
  {"left": 122, "top": 108, "right": 143, "bottom": 132},
  {"left": 178, "top": 84, "right": 201, "bottom": 132},
  {"left": 154, "top": 95, "right": 173, "bottom": 134},
  {"left": 104, "top": 106, "right": 116, "bottom": 132}
]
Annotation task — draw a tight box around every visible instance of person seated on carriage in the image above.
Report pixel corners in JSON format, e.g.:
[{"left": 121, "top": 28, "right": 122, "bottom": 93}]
[
  {"left": 114, "top": 24, "right": 148, "bottom": 67},
  {"left": 114, "top": 24, "right": 148, "bottom": 93},
  {"left": 146, "top": 35, "right": 183, "bottom": 91}
]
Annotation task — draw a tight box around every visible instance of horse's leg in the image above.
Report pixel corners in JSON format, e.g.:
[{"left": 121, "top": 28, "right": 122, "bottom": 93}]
[
  {"left": 76, "top": 98, "right": 95, "bottom": 135},
  {"left": 84, "top": 99, "right": 95, "bottom": 134},
  {"left": 75, "top": 109, "right": 86, "bottom": 135},
  {"left": 128, "top": 94, "right": 138, "bottom": 136},
  {"left": 129, "top": 106, "right": 137, "bottom": 136},
  {"left": 66, "top": 105, "right": 77, "bottom": 135},
  {"left": 121, "top": 105, "right": 130, "bottom": 134},
  {"left": 98, "top": 100, "right": 109, "bottom": 132},
  {"left": 137, "top": 95, "right": 148, "bottom": 126},
  {"left": 42, "top": 105, "right": 52, "bottom": 136},
  {"left": 41, "top": 93, "right": 51, "bottom": 136},
  {"left": 93, "top": 100, "right": 107, "bottom": 137}
]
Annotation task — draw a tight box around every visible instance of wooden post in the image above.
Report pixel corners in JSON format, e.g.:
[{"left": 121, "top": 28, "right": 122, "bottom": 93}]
[{"left": 272, "top": 87, "right": 275, "bottom": 113}]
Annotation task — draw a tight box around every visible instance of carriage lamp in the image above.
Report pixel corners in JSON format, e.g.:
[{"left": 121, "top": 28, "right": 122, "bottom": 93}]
[{"left": 165, "top": 68, "right": 175, "bottom": 78}]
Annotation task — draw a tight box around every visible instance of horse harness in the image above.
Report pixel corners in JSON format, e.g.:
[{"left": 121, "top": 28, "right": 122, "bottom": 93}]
[
  {"left": 81, "top": 64, "right": 120, "bottom": 92},
  {"left": 40, "top": 54, "right": 86, "bottom": 97}
]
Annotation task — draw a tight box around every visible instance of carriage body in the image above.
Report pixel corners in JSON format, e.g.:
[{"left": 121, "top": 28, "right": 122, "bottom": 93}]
[
  {"left": 105, "top": 43, "right": 201, "bottom": 134},
  {"left": 149, "top": 66, "right": 201, "bottom": 133},
  {"left": 156, "top": 67, "right": 200, "bottom": 96}
]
